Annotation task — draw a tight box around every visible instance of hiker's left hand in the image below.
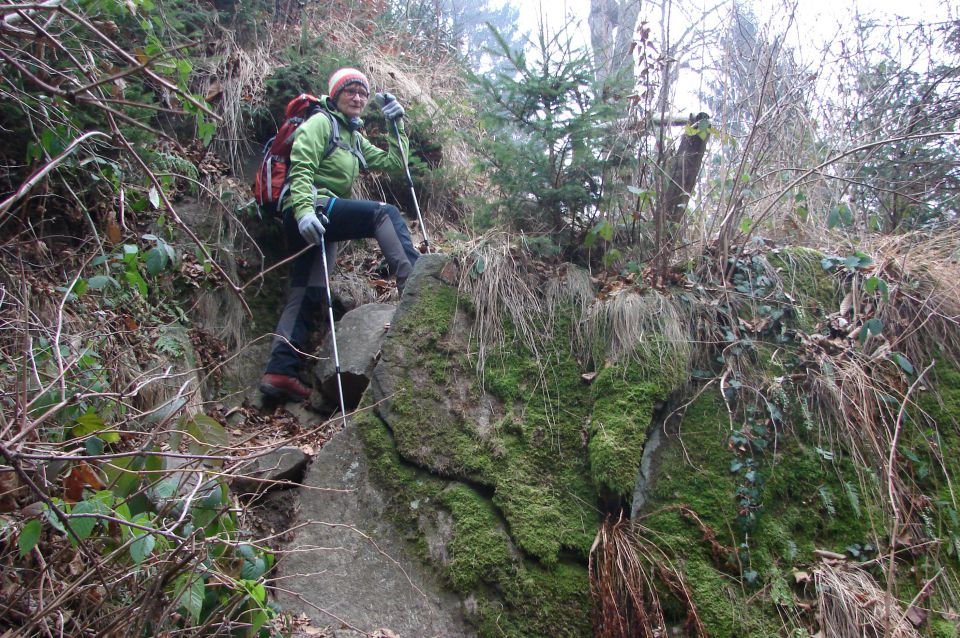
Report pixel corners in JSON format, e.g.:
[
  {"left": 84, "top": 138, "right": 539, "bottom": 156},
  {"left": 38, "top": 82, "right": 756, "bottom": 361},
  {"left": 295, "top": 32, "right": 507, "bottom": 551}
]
[{"left": 381, "top": 94, "right": 404, "bottom": 121}]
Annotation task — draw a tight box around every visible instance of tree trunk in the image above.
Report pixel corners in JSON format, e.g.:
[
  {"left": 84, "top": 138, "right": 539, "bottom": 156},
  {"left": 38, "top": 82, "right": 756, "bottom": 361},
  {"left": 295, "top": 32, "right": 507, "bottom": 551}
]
[
  {"left": 588, "top": 0, "right": 642, "bottom": 96},
  {"left": 662, "top": 112, "right": 709, "bottom": 229},
  {"left": 654, "top": 112, "right": 710, "bottom": 284}
]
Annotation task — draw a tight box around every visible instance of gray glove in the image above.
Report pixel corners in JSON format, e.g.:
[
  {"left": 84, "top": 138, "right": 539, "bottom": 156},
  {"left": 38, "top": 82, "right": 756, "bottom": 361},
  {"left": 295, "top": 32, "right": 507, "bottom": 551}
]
[
  {"left": 379, "top": 93, "right": 405, "bottom": 121},
  {"left": 297, "top": 211, "right": 328, "bottom": 246}
]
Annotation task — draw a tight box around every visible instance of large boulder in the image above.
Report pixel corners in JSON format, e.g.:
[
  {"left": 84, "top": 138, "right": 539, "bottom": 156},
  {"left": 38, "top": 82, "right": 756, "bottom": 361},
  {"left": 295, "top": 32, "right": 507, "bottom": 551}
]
[
  {"left": 275, "top": 420, "right": 476, "bottom": 637},
  {"left": 314, "top": 303, "right": 396, "bottom": 410},
  {"left": 230, "top": 446, "right": 310, "bottom": 495}
]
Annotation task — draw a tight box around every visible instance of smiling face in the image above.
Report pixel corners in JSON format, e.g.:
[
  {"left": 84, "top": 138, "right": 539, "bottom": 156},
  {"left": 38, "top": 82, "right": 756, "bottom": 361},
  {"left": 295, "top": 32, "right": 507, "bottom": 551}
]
[{"left": 334, "top": 84, "right": 369, "bottom": 120}]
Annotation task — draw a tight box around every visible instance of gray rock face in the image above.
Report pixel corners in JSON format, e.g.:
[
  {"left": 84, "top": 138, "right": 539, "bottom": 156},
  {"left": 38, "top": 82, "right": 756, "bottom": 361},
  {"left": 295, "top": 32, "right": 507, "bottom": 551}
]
[
  {"left": 275, "top": 421, "right": 476, "bottom": 638},
  {"left": 630, "top": 422, "right": 664, "bottom": 518},
  {"left": 314, "top": 303, "right": 396, "bottom": 410},
  {"left": 231, "top": 446, "right": 310, "bottom": 495}
]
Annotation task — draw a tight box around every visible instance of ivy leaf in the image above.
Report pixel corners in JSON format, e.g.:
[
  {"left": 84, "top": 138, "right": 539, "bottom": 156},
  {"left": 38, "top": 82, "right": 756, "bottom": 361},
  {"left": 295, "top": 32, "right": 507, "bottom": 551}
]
[
  {"left": 145, "top": 246, "right": 168, "bottom": 275},
  {"left": 243, "top": 580, "right": 267, "bottom": 605},
  {"left": 18, "top": 519, "right": 41, "bottom": 557},
  {"left": 241, "top": 556, "right": 267, "bottom": 580},
  {"left": 130, "top": 529, "right": 156, "bottom": 564},
  {"left": 187, "top": 415, "right": 229, "bottom": 456},
  {"left": 469, "top": 256, "right": 485, "bottom": 279},
  {"left": 250, "top": 609, "right": 269, "bottom": 636},
  {"left": 893, "top": 353, "right": 914, "bottom": 375},
  {"left": 174, "top": 573, "right": 205, "bottom": 624},
  {"left": 84, "top": 436, "right": 105, "bottom": 456},
  {"left": 827, "top": 207, "right": 840, "bottom": 229},
  {"left": 124, "top": 270, "right": 148, "bottom": 297},
  {"left": 87, "top": 275, "right": 119, "bottom": 290},
  {"left": 72, "top": 409, "right": 120, "bottom": 444},
  {"left": 899, "top": 446, "right": 921, "bottom": 463},
  {"left": 43, "top": 501, "right": 66, "bottom": 533},
  {"left": 68, "top": 500, "right": 99, "bottom": 543},
  {"left": 858, "top": 318, "right": 883, "bottom": 344}
]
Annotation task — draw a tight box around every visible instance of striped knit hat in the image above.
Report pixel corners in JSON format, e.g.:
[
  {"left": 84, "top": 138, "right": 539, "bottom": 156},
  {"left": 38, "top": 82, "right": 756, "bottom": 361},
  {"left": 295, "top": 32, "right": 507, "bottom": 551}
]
[{"left": 328, "top": 67, "right": 369, "bottom": 100}]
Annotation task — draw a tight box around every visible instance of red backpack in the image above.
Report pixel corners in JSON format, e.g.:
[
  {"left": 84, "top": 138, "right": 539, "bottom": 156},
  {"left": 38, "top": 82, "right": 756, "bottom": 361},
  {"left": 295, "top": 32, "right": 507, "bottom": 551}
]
[{"left": 252, "top": 93, "right": 367, "bottom": 216}]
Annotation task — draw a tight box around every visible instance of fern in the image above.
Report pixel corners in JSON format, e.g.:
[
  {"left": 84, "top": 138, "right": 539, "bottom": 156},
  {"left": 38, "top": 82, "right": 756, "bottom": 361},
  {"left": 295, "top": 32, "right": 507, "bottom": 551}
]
[
  {"left": 844, "top": 481, "right": 861, "bottom": 517},
  {"left": 818, "top": 485, "right": 836, "bottom": 517},
  {"left": 920, "top": 508, "right": 935, "bottom": 540},
  {"left": 799, "top": 399, "right": 815, "bottom": 432},
  {"left": 153, "top": 151, "right": 199, "bottom": 180},
  {"left": 155, "top": 333, "right": 185, "bottom": 357}
]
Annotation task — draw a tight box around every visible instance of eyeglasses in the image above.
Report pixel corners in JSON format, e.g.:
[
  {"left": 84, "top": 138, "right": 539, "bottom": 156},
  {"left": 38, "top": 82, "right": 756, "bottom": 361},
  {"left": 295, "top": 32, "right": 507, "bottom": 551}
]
[{"left": 341, "top": 87, "right": 369, "bottom": 100}]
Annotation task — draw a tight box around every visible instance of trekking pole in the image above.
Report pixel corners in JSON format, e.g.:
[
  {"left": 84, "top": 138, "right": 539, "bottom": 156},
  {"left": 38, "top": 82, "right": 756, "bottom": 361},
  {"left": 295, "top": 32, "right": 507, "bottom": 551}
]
[
  {"left": 319, "top": 233, "right": 348, "bottom": 428},
  {"left": 376, "top": 93, "right": 429, "bottom": 248}
]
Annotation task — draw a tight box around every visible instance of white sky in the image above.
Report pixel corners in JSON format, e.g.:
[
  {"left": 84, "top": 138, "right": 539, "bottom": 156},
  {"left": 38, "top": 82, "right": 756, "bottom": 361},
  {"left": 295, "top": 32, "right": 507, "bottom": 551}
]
[
  {"left": 511, "top": 0, "right": 955, "bottom": 111},
  {"left": 514, "top": 0, "right": 955, "bottom": 50}
]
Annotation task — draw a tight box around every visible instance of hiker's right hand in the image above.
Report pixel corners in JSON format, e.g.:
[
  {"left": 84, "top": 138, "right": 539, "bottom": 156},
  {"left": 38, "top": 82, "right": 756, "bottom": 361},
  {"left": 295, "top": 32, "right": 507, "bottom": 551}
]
[{"left": 297, "top": 211, "right": 327, "bottom": 246}]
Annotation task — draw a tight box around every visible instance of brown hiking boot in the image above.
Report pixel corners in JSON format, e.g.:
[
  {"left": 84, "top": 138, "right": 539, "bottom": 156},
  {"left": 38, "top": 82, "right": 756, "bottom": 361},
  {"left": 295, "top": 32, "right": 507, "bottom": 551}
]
[{"left": 259, "top": 373, "right": 312, "bottom": 402}]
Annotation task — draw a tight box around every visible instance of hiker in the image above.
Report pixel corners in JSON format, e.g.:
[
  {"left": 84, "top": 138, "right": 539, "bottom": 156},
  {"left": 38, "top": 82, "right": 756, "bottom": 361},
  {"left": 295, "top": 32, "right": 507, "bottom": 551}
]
[{"left": 260, "top": 67, "right": 420, "bottom": 402}]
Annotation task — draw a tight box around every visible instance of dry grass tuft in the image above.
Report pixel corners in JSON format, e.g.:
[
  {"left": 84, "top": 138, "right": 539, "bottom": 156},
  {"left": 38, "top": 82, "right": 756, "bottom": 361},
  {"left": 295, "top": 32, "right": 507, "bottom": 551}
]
[
  {"left": 862, "top": 227, "right": 960, "bottom": 370},
  {"left": 456, "top": 236, "right": 546, "bottom": 377},
  {"left": 197, "top": 30, "right": 272, "bottom": 174},
  {"left": 545, "top": 264, "right": 596, "bottom": 355},
  {"left": 582, "top": 289, "right": 691, "bottom": 373},
  {"left": 590, "top": 515, "right": 706, "bottom": 638},
  {"left": 816, "top": 562, "right": 922, "bottom": 638}
]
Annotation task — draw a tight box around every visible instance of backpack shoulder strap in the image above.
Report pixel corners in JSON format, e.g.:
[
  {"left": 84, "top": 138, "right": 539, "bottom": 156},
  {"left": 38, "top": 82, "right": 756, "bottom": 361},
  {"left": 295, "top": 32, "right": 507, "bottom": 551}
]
[
  {"left": 316, "top": 109, "right": 340, "bottom": 162},
  {"left": 314, "top": 109, "right": 368, "bottom": 171}
]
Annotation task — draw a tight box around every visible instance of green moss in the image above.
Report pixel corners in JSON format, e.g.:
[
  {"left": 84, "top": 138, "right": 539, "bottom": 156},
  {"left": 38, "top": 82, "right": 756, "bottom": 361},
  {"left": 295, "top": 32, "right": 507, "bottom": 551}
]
[
  {"left": 589, "top": 375, "right": 661, "bottom": 496},
  {"left": 931, "top": 617, "right": 959, "bottom": 638},
  {"left": 588, "top": 338, "right": 688, "bottom": 498},
  {"left": 389, "top": 378, "right": 497, "bottom": 480},
  {"left": 637, "top": 387, "right": 896, "bottom": 635},
  {"left": 644, "top": 392, "right": 737, "bottom": 532},
  {"left": 471, "top": 562, "right": 592, "bottom": 638},
  {"left": 684, "top": 557, "right": 781, "bottom": 637},
  {"left": 768, "top": 246, "right": 841, "bottom": 320},
  {"left": 915, "top": 361, "right": 960, "bottom": 494},
  {"left": 393, "top": 283, "right": 460, "bottom": 341},
  {"left": 362, "top": 264, "right": 602, "bottom": 636},
  {"left": 356, "top": 406, "right": 446, "bottom": 514},
  {"left": 360, "top": 393, "right": 593, "bottom": 638},
  {"left": 357, "top": 253, "right": 960, "bottom": 637},
  {"left": 440, "top": 484, "right": 514, "bottom": 590}
]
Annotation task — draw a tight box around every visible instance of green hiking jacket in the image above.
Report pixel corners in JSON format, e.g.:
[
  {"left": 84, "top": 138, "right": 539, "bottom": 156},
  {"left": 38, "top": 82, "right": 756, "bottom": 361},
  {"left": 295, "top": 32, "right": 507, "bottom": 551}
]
[{"left": 286, "top": 96, "right": 410, "bottom": 221}]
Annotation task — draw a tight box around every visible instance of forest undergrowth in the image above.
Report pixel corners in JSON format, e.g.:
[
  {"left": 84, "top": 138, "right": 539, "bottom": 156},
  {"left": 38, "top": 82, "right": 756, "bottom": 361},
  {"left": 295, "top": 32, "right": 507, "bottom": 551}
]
[{"left": 1, "top": 0, "right": 959, "bottom": 636}]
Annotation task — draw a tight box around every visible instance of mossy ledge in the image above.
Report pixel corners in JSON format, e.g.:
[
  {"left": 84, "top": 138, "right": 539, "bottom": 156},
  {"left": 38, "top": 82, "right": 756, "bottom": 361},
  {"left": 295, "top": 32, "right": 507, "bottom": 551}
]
[
  {"left": 357, "top": 252, "right": 960, "bottom": 636},
  {"left": 358, "top": 254, "right": 692, "bottom": 636}
]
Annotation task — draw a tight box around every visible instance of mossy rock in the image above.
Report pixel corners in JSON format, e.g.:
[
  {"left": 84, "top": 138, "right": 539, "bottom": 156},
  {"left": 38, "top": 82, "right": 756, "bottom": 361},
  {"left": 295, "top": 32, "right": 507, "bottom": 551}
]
[
  {"left": 356, "top": 250, "right": 960, "bottom": 637},
  {"left": 637, "top": 388, "right": 895, "bottom": 635},
  {"left": 361, "top": 254, "right": 691, "bottom": 636}
]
